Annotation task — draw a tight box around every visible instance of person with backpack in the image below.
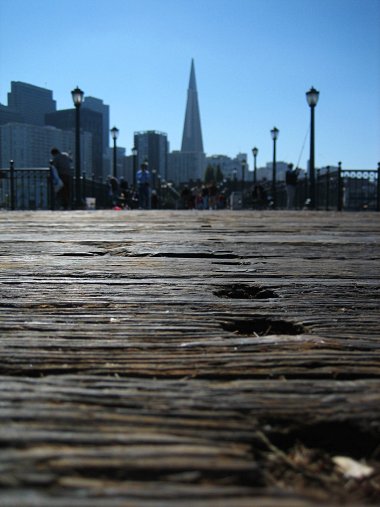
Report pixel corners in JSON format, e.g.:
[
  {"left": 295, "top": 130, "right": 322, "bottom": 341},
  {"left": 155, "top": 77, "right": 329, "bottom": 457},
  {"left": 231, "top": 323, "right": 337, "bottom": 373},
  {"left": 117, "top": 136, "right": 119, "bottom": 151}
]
[{"left": 50, "top": 147, "right": 73, "bottom": 210}]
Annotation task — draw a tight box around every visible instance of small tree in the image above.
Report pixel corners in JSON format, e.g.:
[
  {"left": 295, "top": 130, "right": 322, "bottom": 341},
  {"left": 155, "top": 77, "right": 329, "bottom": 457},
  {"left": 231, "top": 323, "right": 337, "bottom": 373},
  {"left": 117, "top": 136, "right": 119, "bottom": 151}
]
[
  {"left": 204, "top": 165, "right": 215, "bottom": 184},
  {"left": 215, "top": 164, "right": 224, "bottom": 183}
]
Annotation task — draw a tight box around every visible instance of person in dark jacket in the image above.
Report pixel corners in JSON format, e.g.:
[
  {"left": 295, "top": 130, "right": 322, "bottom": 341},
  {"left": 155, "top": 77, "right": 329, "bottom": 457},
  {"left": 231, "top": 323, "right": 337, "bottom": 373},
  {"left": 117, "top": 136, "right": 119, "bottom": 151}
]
[
  {"left": 136, "top": 163, "right": 151, "bottom": 209},
  {"left": 51, "top": 147, "right": 72, "bottom": 209}
]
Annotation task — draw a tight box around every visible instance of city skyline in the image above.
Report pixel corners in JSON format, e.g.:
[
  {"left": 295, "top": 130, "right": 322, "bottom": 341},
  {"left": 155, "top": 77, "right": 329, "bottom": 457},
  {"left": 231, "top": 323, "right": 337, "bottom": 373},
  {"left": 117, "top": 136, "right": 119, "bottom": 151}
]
[{"left": 0, "top": 0, "right": 379, "bottom": 170}]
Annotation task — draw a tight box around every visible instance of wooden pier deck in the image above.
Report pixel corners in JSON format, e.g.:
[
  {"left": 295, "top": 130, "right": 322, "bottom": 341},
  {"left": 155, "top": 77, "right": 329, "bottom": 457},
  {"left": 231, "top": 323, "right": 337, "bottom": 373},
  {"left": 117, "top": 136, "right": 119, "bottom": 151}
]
[{"left": 0, "top": 209, "right": 379, "bottom": 506}]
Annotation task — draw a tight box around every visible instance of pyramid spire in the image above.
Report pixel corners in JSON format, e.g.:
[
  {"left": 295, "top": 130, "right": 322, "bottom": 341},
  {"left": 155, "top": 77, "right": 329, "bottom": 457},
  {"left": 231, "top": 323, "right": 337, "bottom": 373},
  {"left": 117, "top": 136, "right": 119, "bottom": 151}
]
[
  {"left": 189, "top": 59, "right": 197, "bottom": 90},
  {"left": 181, "top": 59, "right": 204, "bottom": 153}
]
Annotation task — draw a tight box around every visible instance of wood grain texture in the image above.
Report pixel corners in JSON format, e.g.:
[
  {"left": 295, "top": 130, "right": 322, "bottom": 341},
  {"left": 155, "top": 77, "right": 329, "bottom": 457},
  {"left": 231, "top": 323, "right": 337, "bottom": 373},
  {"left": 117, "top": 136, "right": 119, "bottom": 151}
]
[{"left": 0, "top": 209, "right": 379, "bottom": 506}]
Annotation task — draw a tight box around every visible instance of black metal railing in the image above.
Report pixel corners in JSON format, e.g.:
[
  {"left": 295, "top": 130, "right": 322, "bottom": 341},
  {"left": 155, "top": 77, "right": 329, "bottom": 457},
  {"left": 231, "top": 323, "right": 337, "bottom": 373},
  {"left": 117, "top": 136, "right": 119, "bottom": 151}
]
[
  {"left": 0, "top": 162, "right": 52, "bottom": 210},
  {"left": 254, "top": 164, "right": 379, "bottom": 211},
  {"left": 1, "top": 161, "right": 379, "bottom": 211},
  {"left": 80, "top": 172, "right": 110, "bottom": 209},
  {"left": 0, "top": 162, "right": 110, "bottom": 210},
  {"left": 339, "top": 169, "right": 378, "bottom": 211}
]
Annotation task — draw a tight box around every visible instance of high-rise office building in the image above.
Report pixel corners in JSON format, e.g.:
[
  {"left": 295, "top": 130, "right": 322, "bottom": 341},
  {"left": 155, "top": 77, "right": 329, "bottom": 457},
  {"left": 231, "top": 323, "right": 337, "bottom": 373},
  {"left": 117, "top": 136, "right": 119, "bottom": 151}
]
[
  {"left": 206, "top": 153, "right": 250, "bottom": 182},
  {"left": 7, "top": 81, "right": 56, "bottom": 126},
  {"left": 106, "top": 145, "right": 126, "bottom": 179},
  {"left": 82, "top": 97, "right": 110, "bottom": 154},
  {"left": 0, "top": 104, "right": 23, "bottom": 126},
  {"left": 134, "top": 130, "right": 168, "bottom": 181},
  {"left": 169, "top": 60, "right": 205, "bottom": 184},
  {"left": 82, "top": 97, "right": 110, "bottom": 179},
  {"left": 0, "top": 123, "right": 92, "bottom": 170},
  {"left": 181, "top": 59, "right": 204, "bottom": 154}
]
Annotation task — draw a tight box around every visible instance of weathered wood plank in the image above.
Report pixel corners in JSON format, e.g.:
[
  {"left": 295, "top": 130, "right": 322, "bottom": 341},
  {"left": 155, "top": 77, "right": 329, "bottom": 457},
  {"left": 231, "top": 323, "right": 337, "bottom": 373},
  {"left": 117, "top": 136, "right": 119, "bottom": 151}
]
[{"left": 0, "top": 210, "right": 379, "bottom": 506}]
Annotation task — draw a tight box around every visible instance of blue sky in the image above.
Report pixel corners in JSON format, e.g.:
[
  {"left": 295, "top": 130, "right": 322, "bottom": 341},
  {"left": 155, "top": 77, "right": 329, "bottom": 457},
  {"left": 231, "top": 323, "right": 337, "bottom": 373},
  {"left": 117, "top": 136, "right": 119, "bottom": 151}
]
[{"left": 1, "top": 0, "right": 379, "bottom": 169}]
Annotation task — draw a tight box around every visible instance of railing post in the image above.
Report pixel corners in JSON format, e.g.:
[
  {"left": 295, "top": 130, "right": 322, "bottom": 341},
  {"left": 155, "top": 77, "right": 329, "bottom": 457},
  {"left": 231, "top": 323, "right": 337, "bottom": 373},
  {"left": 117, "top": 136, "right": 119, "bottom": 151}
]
[
  {"left": 316, "top": 169, "right": 320, "bottom": 210},
  {"left": 82, "top": 171, "right": 86, "bottom": 208},
  {"left": 49, "top": 163, "right": 55, "bottom": 211},
  {"left": 337, "top": 161, "right": 343, "bottom": 211},
  {"left": 10, "top": 160, "right": 15, "bottom": 210},
  {"left": 326, "top": 166, "right": 330, "bottom": 211},
  {"left": 304, "top": 175, "right": 308, "bottom": 208},
  {"left": 377, "top": 162, "right": 380, "bottom": 212}
]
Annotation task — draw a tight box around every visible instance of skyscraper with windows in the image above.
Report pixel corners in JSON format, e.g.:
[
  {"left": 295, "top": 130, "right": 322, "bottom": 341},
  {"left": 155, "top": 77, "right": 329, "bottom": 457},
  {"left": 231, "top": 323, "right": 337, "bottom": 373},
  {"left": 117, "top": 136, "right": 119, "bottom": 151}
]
[
  {"left": 82, "top": 97, "right": 109, "bottom": 154},
  {"left": 82, "top": 96, "right": 110, "bottom": 179},
  {"left": 180, "top": 60, "right": 205, "bottom": 182},
  {"left": 168, "top": 60, "right": 206, "bottom": 184},
  {"left": 134, "top": 130, "right": 168, "bottom": 181},
  {"left": 7, "top": 81, "right": 56, "bottom": 126},
  {"left": 0, "top": 123, "right": 92, "bottom": 170},
  {"left": 0, "top": 104, "right": 23, "bottom": 126},
  {"left": 181, "top": 59, "right": 204, "bottom": 154}
]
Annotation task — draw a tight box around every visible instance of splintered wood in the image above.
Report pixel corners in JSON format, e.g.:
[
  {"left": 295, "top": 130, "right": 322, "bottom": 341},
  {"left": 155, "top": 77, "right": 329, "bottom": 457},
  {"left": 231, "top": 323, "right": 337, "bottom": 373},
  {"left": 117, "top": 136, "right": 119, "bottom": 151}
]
[{"left": 0, "top": 209, "right": 379, "bottom": 506}]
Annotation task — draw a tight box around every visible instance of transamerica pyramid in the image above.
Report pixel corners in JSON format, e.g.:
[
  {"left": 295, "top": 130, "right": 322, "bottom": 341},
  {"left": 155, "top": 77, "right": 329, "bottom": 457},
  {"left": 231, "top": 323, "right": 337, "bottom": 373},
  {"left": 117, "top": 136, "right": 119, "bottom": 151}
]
[{"left": 181, "top": 59, "right": 204, "bottom": 153}]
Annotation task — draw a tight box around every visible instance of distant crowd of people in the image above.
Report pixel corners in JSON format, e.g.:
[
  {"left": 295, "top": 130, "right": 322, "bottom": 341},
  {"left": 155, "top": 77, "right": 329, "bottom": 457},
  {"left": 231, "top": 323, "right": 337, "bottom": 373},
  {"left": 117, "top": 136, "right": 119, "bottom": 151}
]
[
  {"left": 50, "top": 150, "right": 157, "bottom": 210},
  {"left": 49, "top": 146, "right": 301, "bottom": 211},
  {"left": 180, "top": 183, "right": 227, "bottom": 210},
  {"left": 107, "top": 162, "right": 158, "bottom": 210},
  {"left": 252, "top": 163, "right": 300, "bottom": 210}
]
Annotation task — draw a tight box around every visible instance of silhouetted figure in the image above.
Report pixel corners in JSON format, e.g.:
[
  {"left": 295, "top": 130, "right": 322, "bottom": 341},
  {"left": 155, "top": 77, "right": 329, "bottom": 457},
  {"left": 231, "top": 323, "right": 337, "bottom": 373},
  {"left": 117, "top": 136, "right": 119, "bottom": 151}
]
[
  {"left": 108, "top": 176, "right": 120, "bottom": 208},
  {"left": 217, "top": 191, "right": 227, "bottom": 209},
  {"left": 50, "top": 147, "right": 72, "bottom": 209},
  {"left": 119, "top": 177, "right": 128, "bottom": 195},
  {"left": 208, "top": 182, "right": 217, "bottom": 209},
  {"left": 136, "top": 163, "right": 151, "bottom": 209},
  {"left": 252, "top": 184, "right": 268, "bottom": 209},
  {"left": 181, "top": 185, "right": 194, "bottom": 209},
  {"left": 285, "top": 163, "right": 298, "bottom": 210},
  {"left": 151, "top": 189, "right": 159, "bottom": 209},
  {"left": 118, "top": 178, "right": 129, "bottom": 208},
  {"left": 201, "top": 185, "right": 209, "bottom": 209}
]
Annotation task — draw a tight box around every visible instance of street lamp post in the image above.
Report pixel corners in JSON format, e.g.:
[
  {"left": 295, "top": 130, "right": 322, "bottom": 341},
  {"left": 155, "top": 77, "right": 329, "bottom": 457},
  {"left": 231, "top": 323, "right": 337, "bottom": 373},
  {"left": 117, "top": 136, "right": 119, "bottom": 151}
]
[
  {"left": 241, "top": 160, "right": 246, "bottom": 208},
  {"left": 241, "top": 159, "right": 246, "bottom": 189},
  {"left": 377, "top": 161, "right": 380, "bottom": 212},
  {"left": 131, "top": 147, "right": 137, "bottom": 186},
  {"left": 252, "top": 147, "right": 258, "bottom": 185},
  {"left": 110, "top": 126, "right": 119, "bottom": 178},
  {"left": 151, "top": 168, "right": 157, "bottom": 190},
  {"left": 306, "top": 86, "right": 320, "bottom": 209},
  {"left": 71, "top": 86, "right": 84, "bottom": 209},
  {"left": 232, "top": 169, "right": 237, "bottom": 191},
  {"left": 270, "top": 127, "right": 279, "bottom": 209}
]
